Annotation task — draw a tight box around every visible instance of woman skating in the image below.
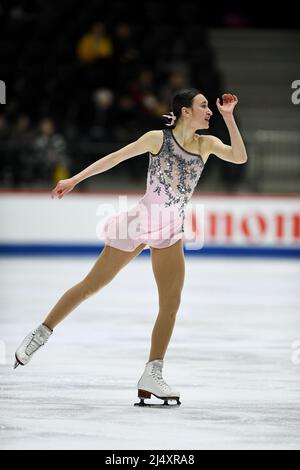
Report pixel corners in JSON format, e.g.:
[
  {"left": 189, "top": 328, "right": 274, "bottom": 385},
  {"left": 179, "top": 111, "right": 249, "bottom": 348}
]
[{"left": 14, "top": 88, "right": 247, "bottom": 407}]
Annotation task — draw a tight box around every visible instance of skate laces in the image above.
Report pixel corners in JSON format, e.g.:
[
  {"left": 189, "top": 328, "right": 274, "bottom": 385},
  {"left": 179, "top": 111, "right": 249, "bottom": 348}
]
[
  {"left": 25, "top": 328, "right": 50, "bottom": 356},
  {"left": 150, "top": 363, "right": 171, "bottom": 392}
]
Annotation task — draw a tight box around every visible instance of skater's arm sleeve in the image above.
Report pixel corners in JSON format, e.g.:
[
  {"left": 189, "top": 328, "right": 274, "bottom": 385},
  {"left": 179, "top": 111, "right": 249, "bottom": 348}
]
[{"left": 71, "top": 131, "right": 156, "bottom": 184}]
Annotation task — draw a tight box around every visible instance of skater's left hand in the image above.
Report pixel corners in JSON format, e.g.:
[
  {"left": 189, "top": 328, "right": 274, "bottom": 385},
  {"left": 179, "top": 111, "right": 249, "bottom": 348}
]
[
  {"left": 216, "top": 94, "right": 238, "bottom": 116},
  {"left": 51, "top": 178, "right": 75, "bottom": 199}
]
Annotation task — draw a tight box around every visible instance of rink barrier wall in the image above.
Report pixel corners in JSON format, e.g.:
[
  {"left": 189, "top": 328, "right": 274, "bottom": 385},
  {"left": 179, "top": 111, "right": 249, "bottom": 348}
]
[
  {"left": 0, "top": 190, "right": 299, "bottom": 258},
  {"left": 0, "top": 243, "right": 299, "bottom": 258}
]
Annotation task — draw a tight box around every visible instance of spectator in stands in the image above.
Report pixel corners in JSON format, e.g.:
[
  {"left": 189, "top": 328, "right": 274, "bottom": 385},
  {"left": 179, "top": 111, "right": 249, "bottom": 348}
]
[
  {"left": 127, "top": 68, "right": 156, "bottom": 107},
  {"left": 113, "top": 21, "right": 139, "bottom": 66},
  {"left": 111, "top": 22, "right": 140, "bottom": 84},
  {"left": 76, "top": 21, "right": 114, "bottom": 89},
  {"left": 9, "top": 114, "right": 35, "bottom": 187},
  {"left": 32, "top": 117, "right": 70, "bottom": 186},
  {"left": 77, "top": 21, "right": 113, "bottom": 64},
  {"left": 89, "top": 88, "right": 115, "bottom": 140}
]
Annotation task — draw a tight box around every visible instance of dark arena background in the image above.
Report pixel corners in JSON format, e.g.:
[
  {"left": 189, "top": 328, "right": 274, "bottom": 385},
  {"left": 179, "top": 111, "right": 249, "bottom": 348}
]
[{"left": 0, "top": 0, "right": 300, "bottom": 451}]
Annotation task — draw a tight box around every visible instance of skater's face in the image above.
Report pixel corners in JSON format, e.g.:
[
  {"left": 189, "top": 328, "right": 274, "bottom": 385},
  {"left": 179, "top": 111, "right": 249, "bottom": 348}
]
[{"left": 182, "top": 94, "right": 213, "bottom": 130}]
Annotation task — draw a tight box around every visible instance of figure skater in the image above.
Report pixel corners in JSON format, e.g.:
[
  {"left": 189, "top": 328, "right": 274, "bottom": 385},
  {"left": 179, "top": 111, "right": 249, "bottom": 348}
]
[{"left": 14, "top": 88, "right": 247, "bottom": 407}]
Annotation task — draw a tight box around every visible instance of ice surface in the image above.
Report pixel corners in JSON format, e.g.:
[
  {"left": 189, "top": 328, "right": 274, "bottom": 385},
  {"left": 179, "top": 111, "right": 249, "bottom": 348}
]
[{"left": 0, "top": 255, "right": 300, "bottom": 449}]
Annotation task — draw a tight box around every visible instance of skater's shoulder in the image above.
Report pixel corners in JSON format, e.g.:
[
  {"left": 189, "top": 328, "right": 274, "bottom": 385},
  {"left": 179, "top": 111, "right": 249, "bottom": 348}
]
[
  {"left": 196, "top": 134, "right": 221, "bottom": 164},
  {"left": 146, "top": 130, "right": 164, "bottom": 155}
]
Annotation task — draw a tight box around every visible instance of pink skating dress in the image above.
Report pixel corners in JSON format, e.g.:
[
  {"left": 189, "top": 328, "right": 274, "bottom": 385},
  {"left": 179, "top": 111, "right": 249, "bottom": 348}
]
[{"left": 103, "top": 128, "right": 205, "bottom": 251}]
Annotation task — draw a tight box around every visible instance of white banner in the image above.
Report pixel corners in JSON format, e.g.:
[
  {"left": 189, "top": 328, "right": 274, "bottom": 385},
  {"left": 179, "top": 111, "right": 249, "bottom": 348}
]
[{"left": 0, "top": 192, "right": 299, "bottom": 250}]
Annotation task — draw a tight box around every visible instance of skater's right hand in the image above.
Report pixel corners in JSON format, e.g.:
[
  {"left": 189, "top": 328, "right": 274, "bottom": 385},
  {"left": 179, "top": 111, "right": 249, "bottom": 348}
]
[{"left": 51, "top": 178, "right": 76, "bottom": 199}]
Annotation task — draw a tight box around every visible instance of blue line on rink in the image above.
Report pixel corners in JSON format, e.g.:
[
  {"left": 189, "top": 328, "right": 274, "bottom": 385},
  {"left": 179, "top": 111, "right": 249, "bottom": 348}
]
[{"left": 0, "top": 244, "right": 300, "bottom": 258}]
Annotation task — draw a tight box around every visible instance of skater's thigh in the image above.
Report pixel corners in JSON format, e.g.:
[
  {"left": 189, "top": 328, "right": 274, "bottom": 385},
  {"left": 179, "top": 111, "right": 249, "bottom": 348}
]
[
  {"left": 83, "top": 243, "right": 146, "bottom": 286},
  {"left": 151, "top": 239, "right": 185, "bottom": 296}
]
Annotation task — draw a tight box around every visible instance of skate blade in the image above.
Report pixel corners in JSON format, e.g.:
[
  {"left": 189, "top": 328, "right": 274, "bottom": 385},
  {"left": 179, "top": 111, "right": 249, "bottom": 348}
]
[
  {"left": 13, "top": 356, "right": 23, "bottom": 369},
  {"left": 134, "top": 398, "right": 181, "bottom": 408}
]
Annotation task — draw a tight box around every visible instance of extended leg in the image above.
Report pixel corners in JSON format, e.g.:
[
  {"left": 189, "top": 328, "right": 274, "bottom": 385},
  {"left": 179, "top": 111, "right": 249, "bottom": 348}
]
[
  {"left": 43, "top": 243, "right": 146, "bottom": 330},
  {"left": 14, "top": 243, "right": 146, "bottom": 369}
]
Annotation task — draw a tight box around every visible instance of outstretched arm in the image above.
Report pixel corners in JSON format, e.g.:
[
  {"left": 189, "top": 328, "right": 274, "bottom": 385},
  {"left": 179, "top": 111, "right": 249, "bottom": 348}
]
[
  {"left": 206, "top": 94, "right": 248, "bottom": 164},
  {"left": 51, "top": 131, "right": 155, "bottom": 199}
]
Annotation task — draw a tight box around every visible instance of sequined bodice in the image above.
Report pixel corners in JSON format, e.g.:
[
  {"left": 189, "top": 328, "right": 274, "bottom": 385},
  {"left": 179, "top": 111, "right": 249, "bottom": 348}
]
[{"left": 145, "top": 128, "right": 205, "bottom": 228}]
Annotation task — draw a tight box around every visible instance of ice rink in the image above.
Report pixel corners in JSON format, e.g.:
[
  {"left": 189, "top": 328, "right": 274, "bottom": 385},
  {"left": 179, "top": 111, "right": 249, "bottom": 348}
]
[{"left": 0, "top": 253, "right": 300, "bottom": 450}]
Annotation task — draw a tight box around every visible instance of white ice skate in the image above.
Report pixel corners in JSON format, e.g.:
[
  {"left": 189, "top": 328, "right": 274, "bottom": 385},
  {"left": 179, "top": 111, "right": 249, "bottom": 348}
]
[
  {"left": 134, "top": 359, "right": 181, "bottom": 407},
  {"left": 14, "top": 323, "right": 53, "bottom": 369}
]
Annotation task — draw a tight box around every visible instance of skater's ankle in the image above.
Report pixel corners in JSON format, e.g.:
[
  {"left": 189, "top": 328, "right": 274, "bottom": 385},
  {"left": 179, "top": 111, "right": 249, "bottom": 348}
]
[
  {"left": 148, "top": 357, "right": 163, "bottom": 362},
  {"left": 42, "top": 323, "right": 53, "bottom": 332}
]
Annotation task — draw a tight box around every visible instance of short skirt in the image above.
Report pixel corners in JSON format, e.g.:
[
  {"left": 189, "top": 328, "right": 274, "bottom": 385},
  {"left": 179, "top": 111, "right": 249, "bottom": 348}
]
[{"left": 102, "top": 200, "right": 184, "bottom": 252}]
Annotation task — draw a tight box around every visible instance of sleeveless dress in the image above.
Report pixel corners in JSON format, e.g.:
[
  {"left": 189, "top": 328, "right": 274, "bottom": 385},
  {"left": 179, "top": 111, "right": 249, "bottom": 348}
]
[{"left": 102, "top": 128, "right": 205, "bottom": 251}]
